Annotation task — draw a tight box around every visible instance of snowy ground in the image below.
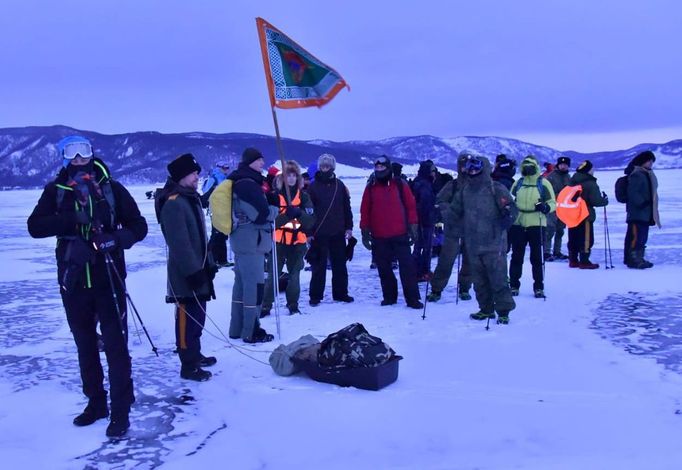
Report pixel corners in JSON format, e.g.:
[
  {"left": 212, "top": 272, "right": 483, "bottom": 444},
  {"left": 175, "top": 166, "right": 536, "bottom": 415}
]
[{"left": 1, "top": 169, "right": 682, "bottom": 470}]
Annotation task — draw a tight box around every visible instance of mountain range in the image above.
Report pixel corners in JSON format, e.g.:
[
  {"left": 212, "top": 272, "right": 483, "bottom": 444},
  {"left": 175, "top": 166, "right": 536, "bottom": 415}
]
[{"left": 1, "top": 125, "right": 680, "bottom": 188}]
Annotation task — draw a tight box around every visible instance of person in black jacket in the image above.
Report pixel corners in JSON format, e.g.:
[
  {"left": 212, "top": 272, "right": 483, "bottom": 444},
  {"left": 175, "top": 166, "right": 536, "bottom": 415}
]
[
  {"left": 411, "top": 160, "right": 438, "bottom": 280},
  {"left": 307, "top": 154, "right": 354, "bottom": 306},
  {"left": 491, "top": 154, "right": 516, "bottom": 190},
  {"left": 156, "top": 153, "right": 218, "bottom": 382},
  {"left": 28, "top": 136, "right": 147, "bottom": 438},
  {"left": 624, "top": 150, "right": 660, "bottom": 269}
]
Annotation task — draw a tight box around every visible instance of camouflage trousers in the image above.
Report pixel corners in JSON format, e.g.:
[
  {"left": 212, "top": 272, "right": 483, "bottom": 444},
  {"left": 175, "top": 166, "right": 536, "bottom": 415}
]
[
  {"left": 545, "top": 213, "right": 566, "bottom": 255},
  {"left": 430, "top": 236, "right": 472, "bottom": 294},
  {"left": 262, "top": 243, "right": 307, "bottom": 310},
  {"left": 468, "top": 250, "right": 516, "bottom": 315}
]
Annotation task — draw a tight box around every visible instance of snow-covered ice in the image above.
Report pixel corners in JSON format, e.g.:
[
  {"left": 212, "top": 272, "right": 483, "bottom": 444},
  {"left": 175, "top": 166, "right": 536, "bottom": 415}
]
[{"left": 1, "top": 169, "right": 681, "bottom": 469}]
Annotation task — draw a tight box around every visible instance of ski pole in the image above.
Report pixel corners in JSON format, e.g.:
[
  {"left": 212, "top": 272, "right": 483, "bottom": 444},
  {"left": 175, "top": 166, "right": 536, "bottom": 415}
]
[
  {"left": 603, "top": 206, "right": 614, "bottom": 268},
  {"left": 103, "top": 253, "right": 128, "bottom": 342},
  {"left": 455, "top": 238, "right": 462, "bottom": 306},
  {"left": 270, "top": 228, "right": 282, "bottom": 339},
  {"left": 539, "top": 213, "right": 546, "bottom": 301},
  {"left": 422, "top": 227, "right": 434, "bottom": 320},
  {"left": 106, "top": 253, "right": 159, "bottom": 356}
]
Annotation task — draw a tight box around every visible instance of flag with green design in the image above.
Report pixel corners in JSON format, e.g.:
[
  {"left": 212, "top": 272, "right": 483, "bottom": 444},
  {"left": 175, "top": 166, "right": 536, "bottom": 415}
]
[{"left": 256, "top": 17, "right": 349, "bottom": 109}]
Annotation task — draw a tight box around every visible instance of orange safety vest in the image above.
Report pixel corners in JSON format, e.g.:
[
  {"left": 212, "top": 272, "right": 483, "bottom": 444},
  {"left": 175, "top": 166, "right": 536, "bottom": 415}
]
[
  {"left": 556, "top": 184, "right": 589, "bottom": 228},
  {"left": 275, "top": 192, "right": 307, "bottom": 245}
]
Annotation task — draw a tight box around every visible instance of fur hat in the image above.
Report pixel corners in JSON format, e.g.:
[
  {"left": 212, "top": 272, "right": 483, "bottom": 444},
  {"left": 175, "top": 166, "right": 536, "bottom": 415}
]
[
  {"left": 318, "top": 153, "right": 336, "bottom": 171},
  {"left": 631, "top": 150, "right": 656, "bottom": 167},
  {"left": 168, "top": 153, "right": 201, "bottom": 182},
  {"left": 576, "top": 160, "right": 594, "bottom": 174},
  {"left": 275, "top": 160, "right": 303, "bottom": 190},
  {"left": 241, "top": 147, "right": 264, "bottom": 165},
  {"left": 557, "top": 156, "right": 571, "bottom": 166}
]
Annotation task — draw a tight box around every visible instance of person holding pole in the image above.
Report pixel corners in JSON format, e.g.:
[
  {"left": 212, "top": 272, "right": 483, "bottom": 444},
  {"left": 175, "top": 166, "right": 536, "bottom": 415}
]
[{"left": 28, "top": 135, "right": 147, "bottom": 438}]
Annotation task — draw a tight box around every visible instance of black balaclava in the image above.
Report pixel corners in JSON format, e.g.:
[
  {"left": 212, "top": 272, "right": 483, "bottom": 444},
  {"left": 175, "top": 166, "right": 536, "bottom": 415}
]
[
  {"left": 521, "top": 163, "right": 537, "bottom": 176},
  {"left": 317, "top": 168, "right": 334, "bottom": 182}
]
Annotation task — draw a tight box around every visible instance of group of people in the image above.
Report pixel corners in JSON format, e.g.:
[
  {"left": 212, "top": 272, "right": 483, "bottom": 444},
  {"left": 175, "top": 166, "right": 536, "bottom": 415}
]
[{"left": 27, "top": 135, "right": 660, "bottom": 438}]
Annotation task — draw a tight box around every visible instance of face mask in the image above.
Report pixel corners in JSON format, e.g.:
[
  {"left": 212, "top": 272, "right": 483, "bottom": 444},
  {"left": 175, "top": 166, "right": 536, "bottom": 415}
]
[
  {"left": 375, "top": 167, "right": 392, "bottom": 181},
  {"left": 317, "top": 169, "right": 333, "bottom": 181},
  {"left": 521, "top": 165, "right": 537, "bottom": 176}
]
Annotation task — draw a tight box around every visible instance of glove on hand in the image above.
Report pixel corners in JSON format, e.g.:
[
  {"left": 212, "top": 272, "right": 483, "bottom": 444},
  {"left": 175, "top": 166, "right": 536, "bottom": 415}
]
[
  {"left": 601, "top": 191, "right": 609, "bottom": 205},
  {"left": 408, "top": 224, "right": 420, "bottom": 245},
  {"left": 361, "top": 229, "right": 372, "bottom": 251},
  {"left": 186, "top": 269, "right": 208, "bottom": 291},
  {"left": 534, "top": 202, "right": 550, "bottom": 215},
  {"left": 91, "top": 232, "right": 118, "bottom": 253},
  {"left": 285, "top": 206, "right": 303, "bottom": 219}
]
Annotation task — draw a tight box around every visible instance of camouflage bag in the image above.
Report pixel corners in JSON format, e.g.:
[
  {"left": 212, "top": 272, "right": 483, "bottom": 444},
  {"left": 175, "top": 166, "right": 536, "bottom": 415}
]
[{"left": 318, "top": 323, "right": 396, "bottom": 369}]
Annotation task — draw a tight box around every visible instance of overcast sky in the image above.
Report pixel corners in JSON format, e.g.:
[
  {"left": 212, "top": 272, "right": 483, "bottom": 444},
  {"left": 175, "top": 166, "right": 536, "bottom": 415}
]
[{"left": 1, "top": 0, "right": 680, "bottom": 151}]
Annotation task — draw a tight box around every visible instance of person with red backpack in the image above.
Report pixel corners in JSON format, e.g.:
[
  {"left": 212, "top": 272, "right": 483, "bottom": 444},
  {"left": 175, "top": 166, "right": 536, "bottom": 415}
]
[{"left": 566, "top": 160, "right": 609, "bottom": 269}]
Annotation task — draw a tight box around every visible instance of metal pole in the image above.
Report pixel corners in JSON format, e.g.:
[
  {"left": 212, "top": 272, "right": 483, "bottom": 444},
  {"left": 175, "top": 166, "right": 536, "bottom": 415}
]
[
  {"left": 271, "top": 227, "right": 282, "bottom": 339},
  {"left": 270, "top": 107, "right": 292, "bottom": 205}
]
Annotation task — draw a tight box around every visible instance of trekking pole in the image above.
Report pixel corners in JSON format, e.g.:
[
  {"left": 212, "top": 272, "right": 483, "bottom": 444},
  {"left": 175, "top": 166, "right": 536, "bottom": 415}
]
[
  {"left": 455, "top": 238, "right": 462, "bottom": 306},
  {"left": 422, "top": 228, "right": 434, "bottom": 320},
  {"left": 539, "top": 213, "right": 546, "bottom": 301},
  {"left": 106, "top": 253, "right": 159, "bottom": 356},
  {"left": 485, "top": 316, "right": 491, "bottom": 331},
  {"left": 603, "top": 206, "right": 614, "bottom": 269},
  {"left": 270, "top": 232, "right": 282, "bottom": 339},
  {"left": 602, "top": 206, "right": 610, "bottom": 270},
  {"left": 102, "top": 253, "right": 128, "bottom": 342}
]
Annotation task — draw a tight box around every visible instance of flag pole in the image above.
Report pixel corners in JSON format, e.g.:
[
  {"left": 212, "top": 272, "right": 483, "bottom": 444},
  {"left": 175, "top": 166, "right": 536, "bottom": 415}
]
[{"left": 269, "top": 106, "right": 292, "bottom": 204}]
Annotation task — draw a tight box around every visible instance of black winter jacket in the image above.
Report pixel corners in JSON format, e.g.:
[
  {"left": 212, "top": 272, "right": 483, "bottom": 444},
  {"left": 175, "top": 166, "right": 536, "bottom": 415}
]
[{"left": 308, "top": 171, "right": 353, "bottom": 237}]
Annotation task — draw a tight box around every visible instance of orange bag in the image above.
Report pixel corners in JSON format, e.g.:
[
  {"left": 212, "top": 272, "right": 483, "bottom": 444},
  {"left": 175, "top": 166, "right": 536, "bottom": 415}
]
[{"left": 556, "top": 185, "right": 589, "bottom": 228}]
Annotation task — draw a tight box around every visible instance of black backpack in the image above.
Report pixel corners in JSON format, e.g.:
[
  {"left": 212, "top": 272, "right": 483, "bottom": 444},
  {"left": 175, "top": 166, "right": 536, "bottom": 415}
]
[
  {"left": 318, "top": 323, "right": 396, "bottom": 369},
  {"left": 614, "top": 175, "right": 628, "bottom": 203}
]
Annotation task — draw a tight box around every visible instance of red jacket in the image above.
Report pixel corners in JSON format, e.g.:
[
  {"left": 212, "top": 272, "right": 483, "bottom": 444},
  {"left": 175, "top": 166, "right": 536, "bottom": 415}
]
[{"left": 360, "top": 178, "right": 418, "bottom": 238}]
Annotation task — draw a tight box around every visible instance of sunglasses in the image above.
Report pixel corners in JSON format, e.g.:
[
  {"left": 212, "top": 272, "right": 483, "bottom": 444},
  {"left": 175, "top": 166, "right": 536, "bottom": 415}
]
[
  {"left": 464, "top": 158, "right": 483, "bottom": 173},
  {"left": 63, "top": 142, "right": 93, "bottom": 160},
  {"left": 374, "top": 157, "right": 389, "bottom": 166}
]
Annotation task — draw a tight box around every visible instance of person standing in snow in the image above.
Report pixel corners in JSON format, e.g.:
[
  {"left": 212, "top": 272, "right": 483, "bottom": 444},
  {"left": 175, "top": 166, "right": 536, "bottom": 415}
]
[
  {"left": 544, "top": 156, "right": 571, "bottom": 261},
  {"left": 411, "top": 160, "right": 438, "bottom": 280},
  {"left": 508, "top": 156, "right": 556, "bottom": 298},
  {"left": 451, "top": 155, "right": 517, "bottom": 324},
  {"left": 155, "top": 153, "right": 218, "bottom": 383},
  {"left": 307, "top": 153, "right": 354, "bottom": 306},
  {"left": 201, "top": 161, "right": 232, "bottom": 267},
  {"left": 360, "top": 155, "right": 422, "bottom": 309},
  {"left": 227, "top": 148, "right": 279, "bottom": 343},
  {"left": 261, "top": 160, "right": 315, "bottom": 315},
  {"left": 623, "top": 150, "right": 660, "bottom": 269},
  {"left": 427, "top": 153, "right": 473, "bottom": 302},
  {"left": 28, "top": 135, "right": 147, "bottom": 438},
  {"left": 566, "top": 160, "right": 609, "bottom": 269},
  {"left": 491, "top": 154, "right": 516, "bottom": 191}
]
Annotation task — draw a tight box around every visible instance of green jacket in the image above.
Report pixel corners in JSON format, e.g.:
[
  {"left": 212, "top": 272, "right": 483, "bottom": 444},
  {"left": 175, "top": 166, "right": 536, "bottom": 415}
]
[
  {"left": 546, "top": 169, "right": 571, "bottom": 197},
  {"left": 436, "top": 177, "right": 465, "bottom": 239},
  {"left": 568, "top": 171, "right": 608, "bottom": 222},
  {"left": 510, "top": 157, "right": 556, "bottom": 228}
]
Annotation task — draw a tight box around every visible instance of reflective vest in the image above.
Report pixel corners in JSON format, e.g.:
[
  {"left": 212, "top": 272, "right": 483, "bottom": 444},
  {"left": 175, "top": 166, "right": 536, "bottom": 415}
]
[
  {"left": 556, "top": 184, "right": 589, "bottom": 228},
  {"left": 275, "top": 191, "right": 307, "bottom": 245}
]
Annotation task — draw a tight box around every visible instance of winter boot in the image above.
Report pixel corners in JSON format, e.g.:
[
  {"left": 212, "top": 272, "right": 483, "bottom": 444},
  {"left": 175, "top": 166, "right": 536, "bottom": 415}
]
[
  {"left": 578, "top": 252, "right": 599, "bottom": 269},
  {"left": 554, "top": 252, "right": 569, "bottom": 260},
  {"left": 544, "top": 253, "right": 555, "bottom": 262},
  {"left": 641, "top": 249, "right": 654, "bottom": 268},
  {"left": 458, "top": 289, "right": 472, "bottom": 301},
  {"left": 259, "top": 307, "right": 271, "bottom": 318},
  {"left": 426, "top": 290, "right": 441, "bottom": 302},
  {"left": 510, "top": 287, "right": 519, "bottom": 297},
  {"left": 199, "top": 354, "right": 217, "bottom": 368},
  {"left": 381, "top": 299, "right": 397, "bottom": 306},
  {"left": 534, "top": 288, "right": 546, "bottom": 299},
  {"left": 407, "top": 300, "right": 424, "bottom": 309},
  {"left": 73, "top": 398, "right": 109, "bottom": 426},
  {"left": 244, "top": 327, "right": 274, "bottom": 344},
  {"left": 106, "top": 412, "right": 130, "bottom": 438},
  {"left": 569, "top": 251, "right": 580, "bottom": 268},
  {"left": 181, "top": 366, "right": 212, "bottom": 382},
  {"left": 470, "top": 311, "right": 496, "bottom": 321},
  {"left": 496, "top": 312, "right": 510, "bottom": 325},
  {"left": 627, "top": 249, "right": 648, "bottom": 269},
  {"left": 334, "top": 295, "right": 355, "bottom": 303}
]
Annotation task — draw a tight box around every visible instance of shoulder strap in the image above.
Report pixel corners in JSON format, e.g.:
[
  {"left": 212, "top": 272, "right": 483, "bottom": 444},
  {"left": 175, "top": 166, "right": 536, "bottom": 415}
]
[
  {"left": 101, "top": 181, "right": 117, "bottom": 227},
  {"left": 511, "top": 177, "right": 523, "bottom": 197}
]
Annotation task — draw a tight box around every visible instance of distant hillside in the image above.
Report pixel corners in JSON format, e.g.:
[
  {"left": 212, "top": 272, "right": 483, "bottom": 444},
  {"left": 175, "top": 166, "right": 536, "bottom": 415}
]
[{"left": 0, "top": 125, "right": 679, "bottom": 187}]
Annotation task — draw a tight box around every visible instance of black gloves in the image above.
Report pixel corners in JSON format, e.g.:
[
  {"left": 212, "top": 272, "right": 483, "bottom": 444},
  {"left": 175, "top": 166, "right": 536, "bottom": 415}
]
[
  {"left": 186, "top": 269, "right": 208, "bottom": 291},
  {"left": 91, "top": 232, "right": 118, "bottom": 253},
  {"left": 601, "top": 191, "right": 609, "bottom": 205},
  {"left": 266, "top": 191, "right": 280, "bottom": 206},
  {"left": 408, "top": 224, "right": 419, "bottom": 245},
  {"left": 361, "top": 229, "right": 372, "bottom": 250},
  {"left": 285, "top": 206, "right": 303, "bottom": 219},
  {"left": 534, "top": 202, "right": 550, "bottom": 214}
]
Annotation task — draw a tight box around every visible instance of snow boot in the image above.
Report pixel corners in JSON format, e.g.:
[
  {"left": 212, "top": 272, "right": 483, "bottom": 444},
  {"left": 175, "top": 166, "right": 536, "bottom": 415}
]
[
  {"left": 181, "top": 366, "right": 212, "bottom": 382},
  {"left": 381, "top": 299, "right": 397, "bottom": 306},
  {"left": 470, "top": 311, "right": 496, "bottom": 320},
  {"left": 287, "top": 304, "right": 301, "bottom": 315},
  {"left": 309, "top": 299, "right": 321, "bottom": 306},
  {"left": 259, "top": 307, "right": 271, "bottom": 318},
  {"left": 106, "top": 412, "right": 130, "bottom": 438},
  {"left": 578, "top": 252, "right": 599, "bottom": 269},
  {"left": 627, "top": 249, "right": 648, "bottom": 269},
  {"left": 244, "top": 327, "right": 274, "bottom": 344},
  {"left": 554, "top": 252, "right": 569, "bottom": 260},
  {"left": 199, "top": 354, "right": 217, "bottom": 367},
  {"left": 334, "top": 295, "right": 355, "bottom": 303},
  {"left": 497, "top": 312, "right": 510, "bottom": 325},
  {"left": 641, "top": 249, "right": 654, "bottom": 268},
  {"left": 426, "top": 291, "right": 441, "bottom": 302},
  {"left": 73, "top": 398, "right": 109, "bottom": 426},
  {"left": 534, "top": 288, "right": 546, "bottom": 299},
  {"left": 510, "top": 287, "right": 519, "bottom": 297},
  {"left": 407, "top": 300, "right": 424, "bottom": 309},
  {"left": 544, "top": 253, "right": 555, "bottom": 262},
  {"left": 569, "top": 250, "right": 580, "bottom": 268},
  {"left": 459, "top": 289, "right": 472, "bottom": 301}
]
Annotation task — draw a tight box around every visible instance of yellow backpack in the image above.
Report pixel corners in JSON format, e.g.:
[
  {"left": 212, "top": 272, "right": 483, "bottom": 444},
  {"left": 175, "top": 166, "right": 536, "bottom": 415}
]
[{"left": 209, "top": 179, "right": 236, "bottom": 235}]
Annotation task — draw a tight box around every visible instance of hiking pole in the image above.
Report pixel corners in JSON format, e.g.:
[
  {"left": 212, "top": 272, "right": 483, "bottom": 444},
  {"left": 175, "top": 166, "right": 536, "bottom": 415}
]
[
  {"left": 603, "top": 206, "right": 614, "bottom": 269},
  {"left": 539, "top": 213, "right": 546, "bottom": 301},
  {"left": 422, "top": 228, "right": 434, "bottom": 320},
  {"left": 602, "top": 207, "right": 610, "bottom": 270},
  {"left": 270, "top": 231, "right": 282, "bottom": 340},
  {"left": 486, "top": 316, "right": 491, "bottom": 331},
  {"left": 455, "top": 238, "right": 462, "bottom": 306},
  {"left": 102, "top": 253, "right": 128, "bottom": 342},
  {"left": 106, "top": 253, "right": 159, "bottom": 356}
]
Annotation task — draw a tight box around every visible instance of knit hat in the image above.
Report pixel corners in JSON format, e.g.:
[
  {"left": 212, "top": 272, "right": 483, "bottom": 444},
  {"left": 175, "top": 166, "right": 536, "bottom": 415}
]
[
  {"left": 318, "top": 153, "right": 336, "bottom": 171},
  {"left": 631, "top": 150, "right": 656, "bottom": 167},
  {"left": 241, "top": 147, "right": 264, "bottom": 165},
  {"left": 576, "top": 160, "right": 593, "bottom": 174},
  {"left": 557, "top": 156, "right": 571, "bottom": 166},
  {"left": 168, "top": 153, "right": 201, "bottom": 182},
  {"left": 496, "top": 154, "right": 508, "bottom": 163}
]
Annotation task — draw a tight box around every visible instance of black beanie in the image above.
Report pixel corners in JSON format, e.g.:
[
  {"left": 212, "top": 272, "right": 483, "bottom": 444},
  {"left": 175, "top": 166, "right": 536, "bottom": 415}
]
[
  {"left": 496, "top": 154, "right": 508, "bottom": 163},
  {"left": 241, "top": 147, "right": 264, "bottom": 165},
  {"left": 557, "top": 156, "right": 571, "bottom": 166},
  {"left": 631, "top": 150, "right": 656, "bottom": 167},
  {"left": 168, "top": 153, "right": 201, "bottom": 182},
  {"left": 576, "top": 160, "right": 593, "bottom": 174}
]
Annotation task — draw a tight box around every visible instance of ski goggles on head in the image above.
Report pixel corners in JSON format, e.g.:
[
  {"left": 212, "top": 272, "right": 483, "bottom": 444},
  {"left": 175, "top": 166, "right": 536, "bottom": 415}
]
[
  {"left": 464, "top": 157, "right": 483, "bottom": 173},
  {"left": 374, "top": 156, "right": 389, "bottom": 167},
  {"left": 62, "top": 141, "right": 93, "bottom": 160}
]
